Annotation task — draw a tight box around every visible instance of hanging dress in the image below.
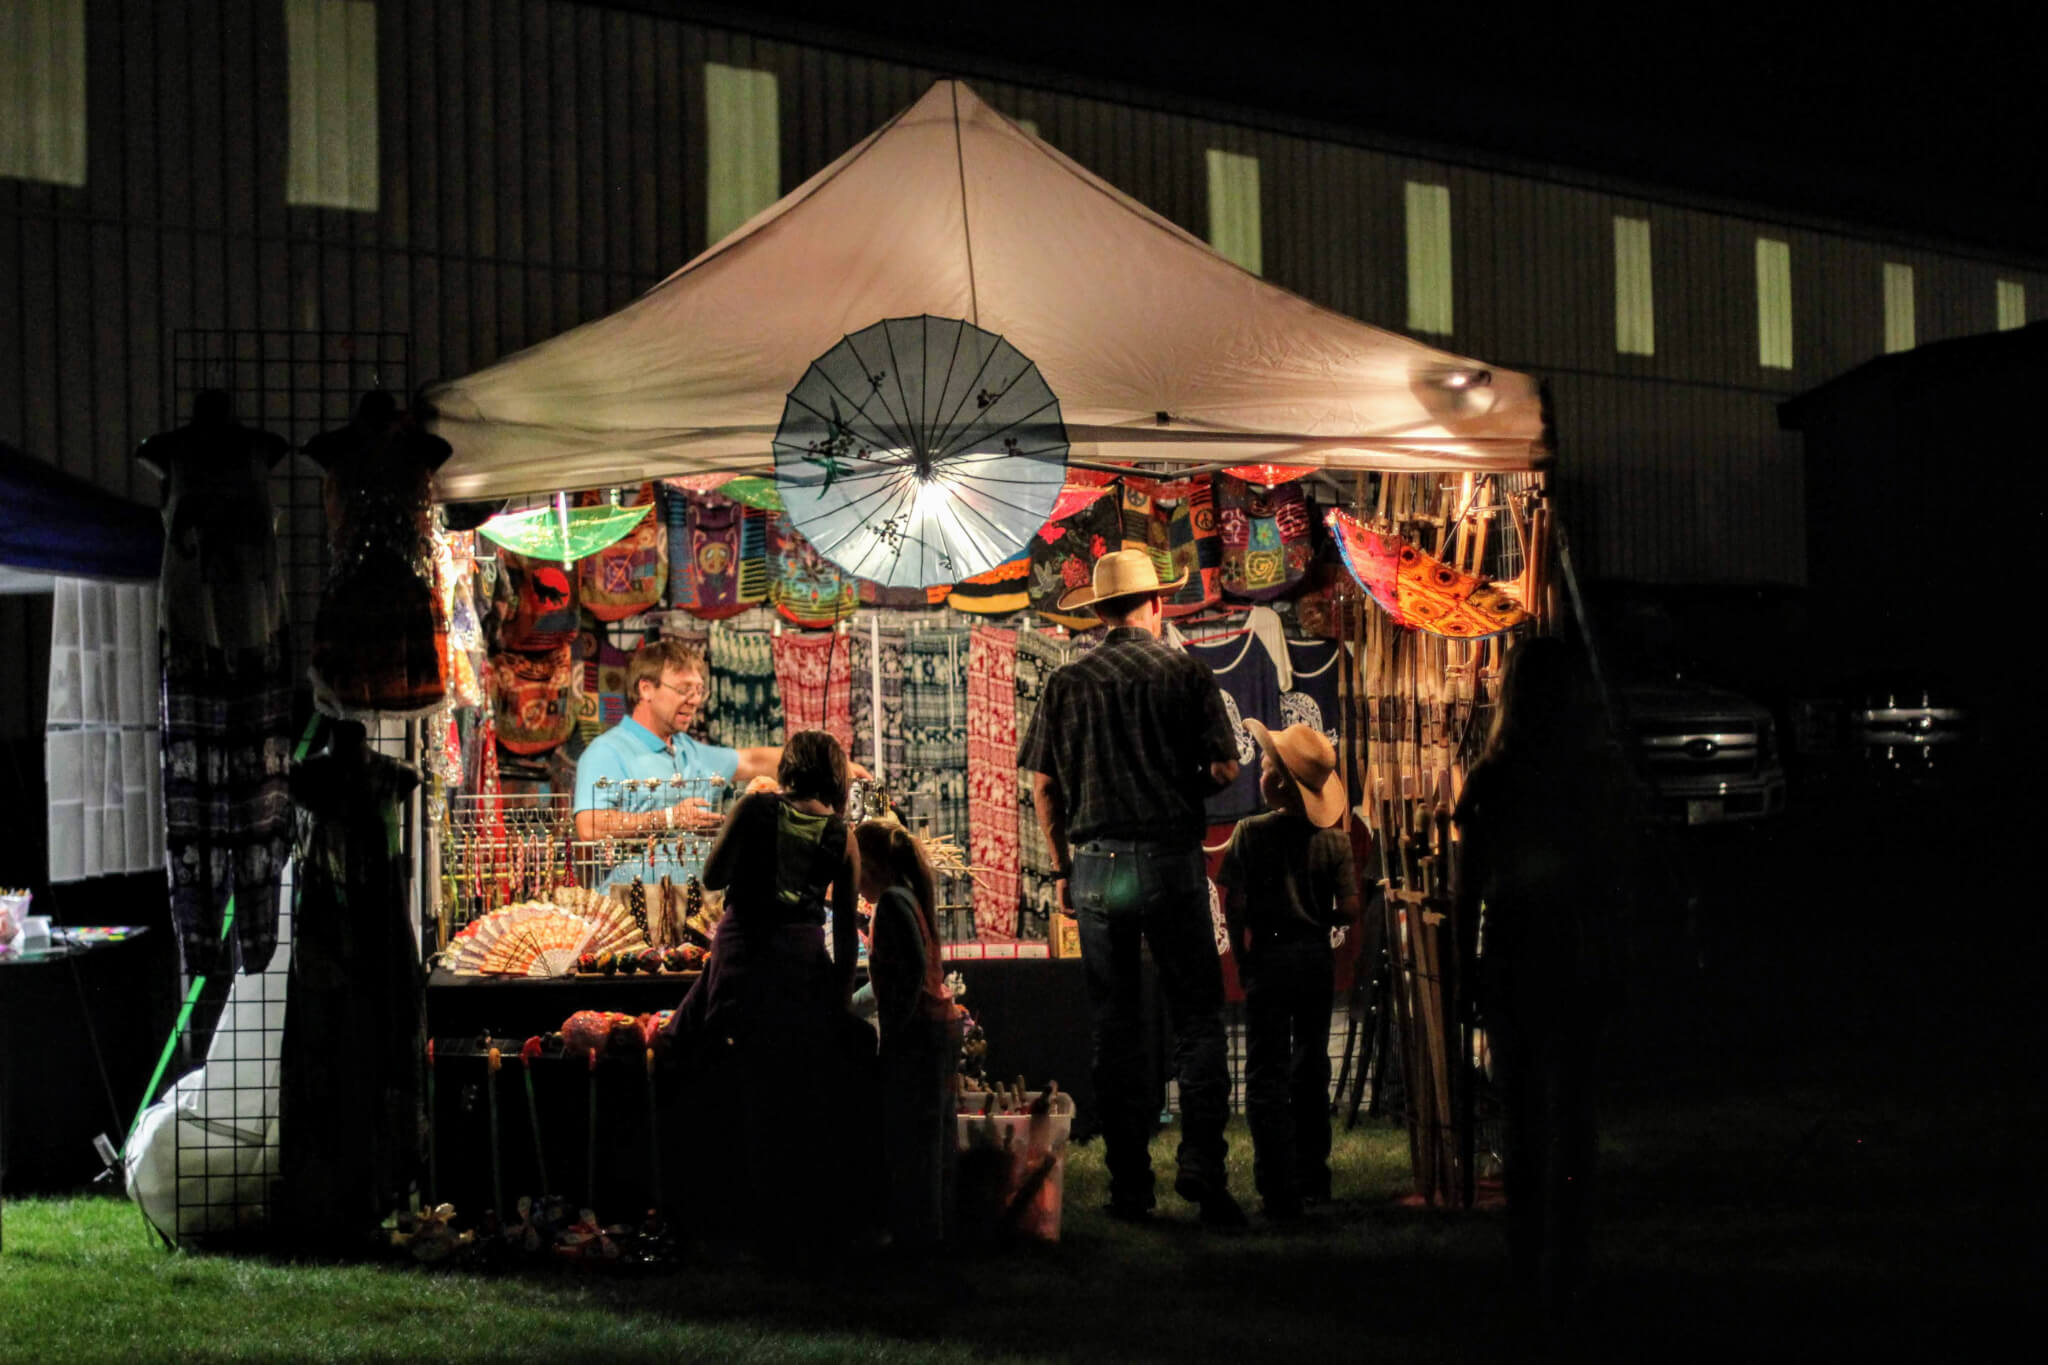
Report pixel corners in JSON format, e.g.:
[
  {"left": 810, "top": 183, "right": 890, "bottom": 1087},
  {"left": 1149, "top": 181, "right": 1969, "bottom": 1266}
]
[
  {"left": 279, "top": 744, "right": 426, "bottom": 1252},
  {"left": 306, "top": 411, "right": 451, "bottom": 717},
  {"left": 145, "top": 416, "right": 294, "bottom": 979},
  {"left": 966, "top": 627, "right": 1021, "bottom": 939}
]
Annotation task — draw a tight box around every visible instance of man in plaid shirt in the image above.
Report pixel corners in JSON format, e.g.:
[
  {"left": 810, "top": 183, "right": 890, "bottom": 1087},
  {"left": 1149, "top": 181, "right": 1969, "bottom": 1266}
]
[{"left": 1018, "top": 551, "right": 1246, "bottom": 1227}]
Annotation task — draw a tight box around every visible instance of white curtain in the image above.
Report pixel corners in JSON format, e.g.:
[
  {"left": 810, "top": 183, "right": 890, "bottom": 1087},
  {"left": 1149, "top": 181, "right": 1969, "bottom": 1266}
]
[{"left": 46, "top": 578, "right": 163, "bottom": 882}]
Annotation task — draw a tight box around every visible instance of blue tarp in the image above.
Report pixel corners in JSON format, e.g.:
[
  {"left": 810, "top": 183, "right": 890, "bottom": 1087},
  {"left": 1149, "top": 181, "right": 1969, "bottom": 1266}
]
[{"left": 0, "top": 442, "right": 162, "bottom": 584}]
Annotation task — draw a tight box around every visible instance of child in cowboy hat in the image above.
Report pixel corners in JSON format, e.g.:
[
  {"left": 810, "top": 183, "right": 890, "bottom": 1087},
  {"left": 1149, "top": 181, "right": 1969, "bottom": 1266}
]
[{"left": 1214, "top": 719, "right": 1362, "bottom": 1221}]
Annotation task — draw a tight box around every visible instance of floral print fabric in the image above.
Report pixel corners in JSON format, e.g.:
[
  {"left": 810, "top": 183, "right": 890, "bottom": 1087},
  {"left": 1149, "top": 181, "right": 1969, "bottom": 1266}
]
[{"left": 967, "top": 628, "right": 1021, "bottom": 939}]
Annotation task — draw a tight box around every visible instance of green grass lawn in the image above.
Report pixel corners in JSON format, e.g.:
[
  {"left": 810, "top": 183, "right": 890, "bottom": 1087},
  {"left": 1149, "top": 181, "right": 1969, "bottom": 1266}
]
[{"left": 2, "top": 1086, "right": 2033, "bottom": 1363}]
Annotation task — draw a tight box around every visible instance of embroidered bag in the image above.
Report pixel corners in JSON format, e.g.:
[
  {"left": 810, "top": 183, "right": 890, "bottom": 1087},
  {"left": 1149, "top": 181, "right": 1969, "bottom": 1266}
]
[
  {"left": 498, "top": 549, "right": 581, "bottom": 651},
  {"left": 577, "top": 484, "right": 666, "bottom": 621},
  {"left": 492, "top": 644, "right": 577, "bottom": 755},
  {"left": 1217, "top": 473, "right": 1314, "bottom": 601},
  {"left": 770, "top": 514, "right": 859, "bottom": 627},
  {"left": 1029, "top": 489, "right": 1125, "bottom": 629}
]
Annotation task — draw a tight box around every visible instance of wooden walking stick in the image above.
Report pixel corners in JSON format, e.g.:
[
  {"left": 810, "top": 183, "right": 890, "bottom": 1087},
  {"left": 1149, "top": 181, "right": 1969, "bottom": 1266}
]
[
  {"left": 486, "top": 1044, "right": 506, "bottom": 1220},
  {"left": 520, "top": 1036, "right": 550, "bottom": 1198},
  {"left": 425, "top": 1039, "right": 439, "bottom": 1207}
]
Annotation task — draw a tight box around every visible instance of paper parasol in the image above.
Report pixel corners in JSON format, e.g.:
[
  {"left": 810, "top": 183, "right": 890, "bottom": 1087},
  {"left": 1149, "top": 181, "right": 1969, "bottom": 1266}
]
[
  {"left": 772, "top": 315, "right": 1069, "bottom": 588},
  {"left": 1326, "top": 507, "right": 1531, "bottom": 639},
  {"left": 478, "top": 495, "right": 651, "bottom": 563}
]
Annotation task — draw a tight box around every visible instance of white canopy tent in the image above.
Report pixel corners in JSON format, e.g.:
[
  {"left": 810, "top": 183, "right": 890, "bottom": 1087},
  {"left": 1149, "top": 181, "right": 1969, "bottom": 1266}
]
[{"left": 429, "top": 80, "right": 1547, "bottom": 502}]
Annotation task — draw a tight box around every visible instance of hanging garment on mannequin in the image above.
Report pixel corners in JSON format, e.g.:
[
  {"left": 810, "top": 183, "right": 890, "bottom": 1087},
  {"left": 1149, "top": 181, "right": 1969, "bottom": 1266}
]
[
  {"left": 305, "top": 392, "right": 452, "bottom": 717},
  {"left": 137, "top": 390, "right": 294, "bottom": 978},
  {"left": 280, "top": 734, "right": 425, "bottom": 1254}
]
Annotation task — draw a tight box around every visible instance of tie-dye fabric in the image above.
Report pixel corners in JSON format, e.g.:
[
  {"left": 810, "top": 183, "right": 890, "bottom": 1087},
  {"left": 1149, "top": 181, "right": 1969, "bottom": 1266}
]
[{"left": 705, "top": 624, "right": 782, "bottom": 750}]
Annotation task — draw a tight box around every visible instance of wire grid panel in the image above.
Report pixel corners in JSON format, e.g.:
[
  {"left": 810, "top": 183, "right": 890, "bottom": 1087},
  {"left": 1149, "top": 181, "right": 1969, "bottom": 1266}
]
[
  {"left": 169, "top": 870, "right": 291, "bottom": 1244},
  {"left": 169, "top": 329, "right": 410, "bottom": 686}
]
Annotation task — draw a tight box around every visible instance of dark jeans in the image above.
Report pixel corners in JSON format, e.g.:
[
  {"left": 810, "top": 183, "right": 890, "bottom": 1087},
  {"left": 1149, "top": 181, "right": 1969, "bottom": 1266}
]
[
  {"left": 1241, "top": 934, "right": 1334, "bottom": 1207},
  {"left": 1071, "top": 838, "right": 1229, "bottom": 1208},
  {"left": 1487, "top": 980, "right": 1603, "bottom": 1306}
]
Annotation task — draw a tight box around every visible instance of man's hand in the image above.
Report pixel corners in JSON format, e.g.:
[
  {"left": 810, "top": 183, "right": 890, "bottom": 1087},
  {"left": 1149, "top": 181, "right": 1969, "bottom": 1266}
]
[
  {"left": 1206, "top": 758, "right": 1241, "bottom": 792},
  {"left": 1055, "top": 878, "right": 1071, "bottom": 914},
  {"left": 849, "top": 761, "right": 873, "bottom": 782},
  {"left": 669, "top": 797, "right": 722, "bottom": 832}
]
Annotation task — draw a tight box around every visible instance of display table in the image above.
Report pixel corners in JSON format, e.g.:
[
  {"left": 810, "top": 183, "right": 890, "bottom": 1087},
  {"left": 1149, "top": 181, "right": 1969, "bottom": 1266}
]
[
  {"left": 0, "top": 927, "right": 149, "bottom": 1252},
  {"left": 423, "top": 956, "right": 1160, "bottom": 1146},
  {"left": 420, "top": 956, "right": 1166, "bottom": 1220}
]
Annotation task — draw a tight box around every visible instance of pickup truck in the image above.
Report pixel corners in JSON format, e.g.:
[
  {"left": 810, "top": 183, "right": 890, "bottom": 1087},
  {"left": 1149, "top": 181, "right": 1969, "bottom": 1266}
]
[{"left": 1625, "top": 681, "right": 1787, "bottom": 824}]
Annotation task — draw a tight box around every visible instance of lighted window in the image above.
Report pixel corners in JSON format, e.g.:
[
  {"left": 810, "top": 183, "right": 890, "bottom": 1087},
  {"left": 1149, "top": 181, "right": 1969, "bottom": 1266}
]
[
  {"left": 0, "top": 0, "right": 87, "bottom": 187},
  {"left": 1882, "top": 262, "right": 1916, "bottom": 353},
  {"left": 1205, "top": 149, "right": 1262, "bottom": 275},
  {"left": 705, "top": 63, "right": 780, "bottom": 244},
  {"left": 1404, "top": 182, "right": 1453, "bottom": 335},
  {"left": 1756, "top": 238, "right": 1793, "bottom": 369},
  {"left": 1613, "top": 216, "right": 1655, "bottom": 356},
  {"left": 284, "top": 0, "right": 379, "bottom": 211},
  {"left": 1996, "top": 279, "right": 2027, "bottom": 331}
]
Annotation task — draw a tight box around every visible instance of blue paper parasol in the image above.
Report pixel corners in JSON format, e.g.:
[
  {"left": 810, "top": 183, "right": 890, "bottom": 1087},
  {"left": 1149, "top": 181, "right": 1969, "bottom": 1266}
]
[{"left": 772, "top": 316, "right": 1069, "bottom": 588}]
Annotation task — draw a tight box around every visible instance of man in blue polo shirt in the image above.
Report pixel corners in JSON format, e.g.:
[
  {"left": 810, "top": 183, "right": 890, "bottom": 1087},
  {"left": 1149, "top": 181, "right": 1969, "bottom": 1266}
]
[{"left": 573, "top": 640, "right": 781, "bottom": 886}]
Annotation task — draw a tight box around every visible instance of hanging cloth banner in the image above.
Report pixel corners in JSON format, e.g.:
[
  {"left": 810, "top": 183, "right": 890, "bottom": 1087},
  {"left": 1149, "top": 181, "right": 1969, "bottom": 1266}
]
[{"left": 1325, "top": 508, "right": 1530, "bottom": 639}]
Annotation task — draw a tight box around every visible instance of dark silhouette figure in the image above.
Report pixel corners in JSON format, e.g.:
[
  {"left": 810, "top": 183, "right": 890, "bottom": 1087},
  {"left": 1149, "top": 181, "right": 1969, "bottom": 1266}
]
[{"left": 1453, "top": 636, "right": 1636, "bottom": 1319}]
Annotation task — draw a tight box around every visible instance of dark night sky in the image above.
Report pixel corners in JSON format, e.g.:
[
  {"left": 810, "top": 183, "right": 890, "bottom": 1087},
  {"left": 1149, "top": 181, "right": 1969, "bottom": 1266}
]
[{"left": 707, "top": 1, "right": 2046, "bottom": 260}]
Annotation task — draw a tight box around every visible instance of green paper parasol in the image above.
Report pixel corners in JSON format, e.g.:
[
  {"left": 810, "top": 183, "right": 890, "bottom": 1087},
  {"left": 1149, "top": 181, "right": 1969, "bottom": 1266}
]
[
  {"left": 719, "top": 476, "right": 784, "bottom": 512},
  {"left": 477, "top": 496, "right": 650, "bottom": 563}
]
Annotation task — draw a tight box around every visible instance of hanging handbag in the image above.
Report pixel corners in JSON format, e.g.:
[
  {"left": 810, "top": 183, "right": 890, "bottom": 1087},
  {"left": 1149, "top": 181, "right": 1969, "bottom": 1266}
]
[
  {"left": 770, "top": 514, "right": 859, "bottom": 627},
  {"left": 1217, "top": 473, "right": 1315, "bottom": 601},
  {"left": 577, "top": 484, "right": 666, "bottom": 621},
  {"left": 498, "top": 549, "right": 581, "bottom": 650},
  {"left": 492, "top": 643, "right": 577, "bottom": 755}
]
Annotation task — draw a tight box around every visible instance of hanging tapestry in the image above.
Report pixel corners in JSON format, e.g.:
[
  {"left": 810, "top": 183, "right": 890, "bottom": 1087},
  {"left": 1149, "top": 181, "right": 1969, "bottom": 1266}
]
[
  {"left": 905, "top": 631, "right": 970, "bottom": 853},
  {"left": 497, "top": 548, "right": 581, "bottom": 651},
  {"left": 849, "top": 629, "right": 908, "bottom": 785},
  {"left": 433, "top": 529, "right": 487, "bottom": 710},
  {"left": 772, "top": 630, "right": 854, "bottom": 753},
  {"left": 1029, "top": 490, "right": 1124, "bottom": 629},
  {"left": 946, "top": 551, "right": 1031, "bottom": 614},
  {"left": 770, "top": 514, "right": 859, "bottom": 627},
  {"left": 491, "top": 644, "right": 577, "bottom": 756},
  {"left": 705, "top": 624, "right": 782, "bottom": 750},
  {"left": 1186, "top": 629, "right": 1277, "bottom": 822},
  {"left": 966, "top": 628, "right": 1021, "bottom": 939},
  {"left": 1216, "top": 473, "right": 1315, "bottom": 601},
  {"left": 1012, "top": 628, "right": 1070, "bottom": 936},
  {"left": 576, "top": 485, "right": 666, "bottom": 621}
]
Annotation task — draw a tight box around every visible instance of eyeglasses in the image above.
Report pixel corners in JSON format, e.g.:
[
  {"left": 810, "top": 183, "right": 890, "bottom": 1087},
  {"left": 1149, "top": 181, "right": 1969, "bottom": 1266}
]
[{"left": 657, "top": 679, "right": 707, "bottom": 703}]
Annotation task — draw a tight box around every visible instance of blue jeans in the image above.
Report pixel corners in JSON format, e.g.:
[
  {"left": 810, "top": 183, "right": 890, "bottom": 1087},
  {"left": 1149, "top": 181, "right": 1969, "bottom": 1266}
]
[{"left": 1071, "top": 838, "right": 1229, "bottom": 1208}]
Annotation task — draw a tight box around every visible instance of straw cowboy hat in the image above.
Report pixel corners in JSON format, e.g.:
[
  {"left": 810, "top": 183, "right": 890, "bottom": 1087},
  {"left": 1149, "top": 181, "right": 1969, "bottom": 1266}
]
[
  {"left": 1055, "top": 548, "right": 1188, "bottom": 612},
  {"left": 1244, "top": 719, "right": 1346, "bottom": 828}
]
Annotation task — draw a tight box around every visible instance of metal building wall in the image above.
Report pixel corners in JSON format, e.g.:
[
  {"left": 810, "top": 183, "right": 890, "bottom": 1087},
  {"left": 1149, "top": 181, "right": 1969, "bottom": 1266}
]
[{"left": 4, "top": 0, "right": 2047, "bottom": 636}]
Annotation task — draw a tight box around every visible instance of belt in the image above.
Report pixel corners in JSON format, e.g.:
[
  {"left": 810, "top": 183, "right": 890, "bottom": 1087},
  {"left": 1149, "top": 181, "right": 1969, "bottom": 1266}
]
[{"left": 1075, "top": 837, "right": 1191, "bottom": 854}]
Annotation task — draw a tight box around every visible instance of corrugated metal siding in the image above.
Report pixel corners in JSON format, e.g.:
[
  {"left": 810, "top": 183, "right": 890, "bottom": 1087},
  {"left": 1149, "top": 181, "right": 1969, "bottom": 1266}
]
[{"left": 3, "top": 0, "right": 2048, "bottom": 611}]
